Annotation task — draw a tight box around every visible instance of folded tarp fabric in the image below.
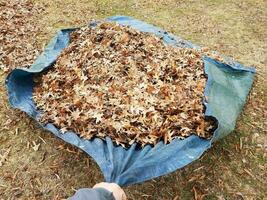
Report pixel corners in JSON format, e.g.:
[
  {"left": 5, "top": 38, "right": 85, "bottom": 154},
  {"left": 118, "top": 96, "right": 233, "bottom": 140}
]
[{"left": 5, "top": 16, "right": 255, "bottom": 186}]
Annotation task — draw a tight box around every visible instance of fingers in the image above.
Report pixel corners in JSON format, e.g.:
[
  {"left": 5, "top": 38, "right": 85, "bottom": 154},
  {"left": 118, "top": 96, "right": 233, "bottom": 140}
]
[{"left": 93, "top": 182, "right": 127, "bottom": 200}]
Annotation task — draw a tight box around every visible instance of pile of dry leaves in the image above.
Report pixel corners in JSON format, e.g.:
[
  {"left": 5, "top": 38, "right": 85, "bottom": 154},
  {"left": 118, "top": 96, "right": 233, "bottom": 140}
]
[
  {"left": 0, "top": 0, "right": 44, "bottom": 72},
  {"left": 33, "top": 22, "right": 217, "bottom": 147}
]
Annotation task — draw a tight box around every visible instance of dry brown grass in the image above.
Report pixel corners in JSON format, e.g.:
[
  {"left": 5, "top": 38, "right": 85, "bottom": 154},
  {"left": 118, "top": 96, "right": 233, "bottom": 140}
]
[{"left": 0, "top": 0, "right": 266, "bottom": 199}]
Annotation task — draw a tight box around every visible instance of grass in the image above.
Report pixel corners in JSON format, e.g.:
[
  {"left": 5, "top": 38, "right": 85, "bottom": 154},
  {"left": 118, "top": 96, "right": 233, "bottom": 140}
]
[{"left": 0, "top": 0, "right": 266, "bottom": 199}]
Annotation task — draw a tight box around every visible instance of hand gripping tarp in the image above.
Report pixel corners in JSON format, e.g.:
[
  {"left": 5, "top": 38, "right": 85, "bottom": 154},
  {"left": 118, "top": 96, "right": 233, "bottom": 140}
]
[{"left": 5, "top": 16, "right": 255, "bottom": 186}]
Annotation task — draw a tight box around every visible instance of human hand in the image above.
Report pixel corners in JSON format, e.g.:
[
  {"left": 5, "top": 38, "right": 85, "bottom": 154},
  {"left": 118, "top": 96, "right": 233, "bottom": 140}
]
[{"left": 93, "top": 182, "right": 127, "bottom": 200}]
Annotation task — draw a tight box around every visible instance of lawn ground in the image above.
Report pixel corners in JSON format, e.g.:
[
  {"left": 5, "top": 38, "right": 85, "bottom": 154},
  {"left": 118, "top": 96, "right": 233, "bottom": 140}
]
[{"left": 0, "top": 0, "right": 266, "bottom": 199}]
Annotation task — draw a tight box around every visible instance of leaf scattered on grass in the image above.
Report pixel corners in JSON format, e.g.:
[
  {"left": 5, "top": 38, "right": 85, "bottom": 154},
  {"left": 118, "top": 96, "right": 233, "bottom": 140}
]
[
  {"left": 32, "top": 141, "right": 41, "bottom": 151},
  {"left": 0, "top": 0, "right": 44, "bottom": 72},
  {"left": 0, "top": 147, "right": 11, "bottom": 167}
]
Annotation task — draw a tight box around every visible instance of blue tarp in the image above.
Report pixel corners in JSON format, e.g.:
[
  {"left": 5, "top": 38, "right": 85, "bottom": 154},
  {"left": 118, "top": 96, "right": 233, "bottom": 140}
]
[{"left": 5, "top": 16, "right": 255, "bottom": 186}]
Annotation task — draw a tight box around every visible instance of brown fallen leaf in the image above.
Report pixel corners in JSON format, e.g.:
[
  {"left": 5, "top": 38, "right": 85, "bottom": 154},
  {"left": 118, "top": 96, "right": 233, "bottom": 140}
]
[{"left": 0, "top": 147, "right": 11, "bottom": 167}]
